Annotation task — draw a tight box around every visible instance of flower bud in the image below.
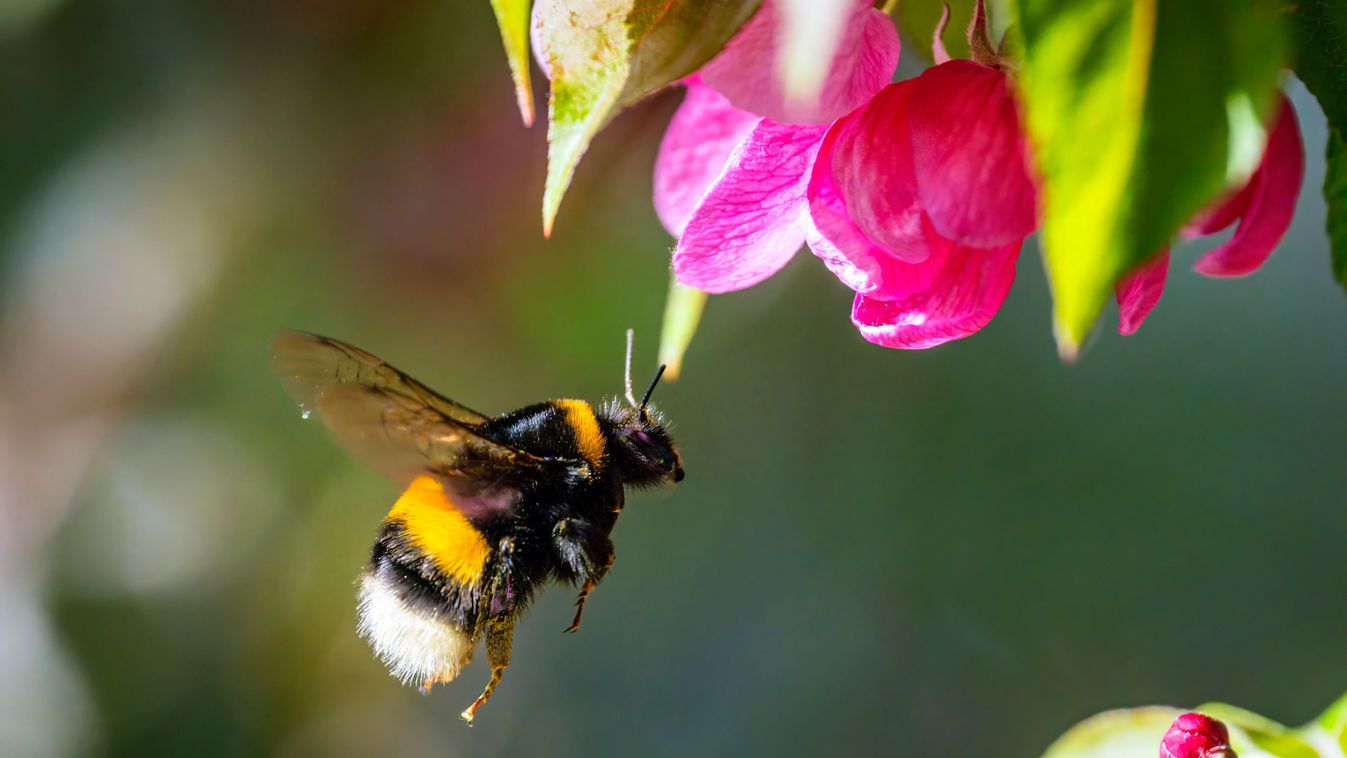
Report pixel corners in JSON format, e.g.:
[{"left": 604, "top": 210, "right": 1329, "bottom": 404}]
[{"left": 1160, "top": 713, "right": 1235, "bottom": 758}]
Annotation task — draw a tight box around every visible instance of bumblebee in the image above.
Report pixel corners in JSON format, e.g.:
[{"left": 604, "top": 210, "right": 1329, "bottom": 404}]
[{"left": 271, "top": 330, "right": 683, "bottom": 723}]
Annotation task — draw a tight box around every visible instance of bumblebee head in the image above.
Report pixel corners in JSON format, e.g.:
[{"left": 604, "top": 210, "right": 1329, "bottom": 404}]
[
  {"left": 608, "top": 330, "right": 683, "bottom": 486},
  {"left": 609, "top": 405, "right": 683, "bottom": 485}
]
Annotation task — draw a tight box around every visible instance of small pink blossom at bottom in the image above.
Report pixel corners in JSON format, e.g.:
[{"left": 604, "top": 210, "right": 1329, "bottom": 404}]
[{"left": 1160, "top": 713, "right": 1235, "bottom": 758}]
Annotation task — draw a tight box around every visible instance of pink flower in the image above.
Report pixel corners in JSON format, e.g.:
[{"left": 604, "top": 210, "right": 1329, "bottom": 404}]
[
  {"left": 807, "top": 39, "right": 1039, "bottom": 348},
  {"left": 1115, "top": 94, "right": 1304, "bottom": 334},
  {"left": 654, "top": 0, "right": 900, "bottom": 291},
  {"left": 1160, "top": 713, "right": 1235, "bottom": 758}
]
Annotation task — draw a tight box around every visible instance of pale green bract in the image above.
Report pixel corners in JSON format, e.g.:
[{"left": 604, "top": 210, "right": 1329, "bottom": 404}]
[{"left": 657, "top": 276, "right": 706, "bottom": 381}]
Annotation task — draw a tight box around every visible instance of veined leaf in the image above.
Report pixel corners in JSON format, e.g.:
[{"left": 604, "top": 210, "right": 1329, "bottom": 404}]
[
  {"left": 1287, "top": 0, "right": 1347, "bottom": 135},
  {"left": 1009, "top": 0, "right": 1287, "bottom": 357},
  {"left": 489, "top": 0, "right": 535, "bottom": 126},
  {"left": 1196, "top": 702, "right": 1319, "bottom": 758},
  {"left": 1287, "top": 0, "right": 1347, "bottom": 295},
  {"left": 1328, "top": 133, "right": 1347, "bottom": 289},
  {"left": 1301, "top": 691, "right": 1347, "bottom": 756},
  {"left": 535, "top": 0, "right": 760, "bottom": 236},
  {"left": 657, "top": 276, "right": 706, "bottom": 380}
]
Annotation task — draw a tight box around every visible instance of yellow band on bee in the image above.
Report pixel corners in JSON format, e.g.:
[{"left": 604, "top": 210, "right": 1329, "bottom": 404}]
[
  {"left": 557, "top": 399, "right": 605, "bottom": 466},
  {"left": 387, "top": 475, "right": 491, "bottom": 585}
]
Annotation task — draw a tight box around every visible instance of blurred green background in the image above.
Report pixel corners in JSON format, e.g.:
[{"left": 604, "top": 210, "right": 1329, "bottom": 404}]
[{"left": 1, "top": 1, "right": 1344, "bottom": 756}]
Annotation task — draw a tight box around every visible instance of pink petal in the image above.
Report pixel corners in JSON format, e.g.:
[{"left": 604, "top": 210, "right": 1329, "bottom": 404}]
[
  {"left": 699, "top": 1, "right": 900, "bottom": 124},
  {"left": 653, "top": 82, "right": 761, "bottom": 236},
  {"left": 1182, "top": 181, "right": 1254, "bottom": 238},
  {"left": 808, "top": 82, "right": 934, "bottom": 268},
  {"left": 803, "top": 203, "right": 888, "bottom": 295},
  {"left": 1194, "top": 95, "right": 1305, "bottom": 277},
  {"left": 672, "top": 121, "right": 829, "bottom": 293},
  {"left": 907, "top": 60, "right": 1038, "bottom": 248},
  {"left": 1115, "top": 249, "right": 1169, "bottom": 336},
  {"left": 850, "top": 240, "right": 1020, "bottom": 349}
]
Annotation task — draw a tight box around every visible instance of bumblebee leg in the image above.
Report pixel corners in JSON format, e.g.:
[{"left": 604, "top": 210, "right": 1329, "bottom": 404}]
[
  {"left": 460, "top": 616, "right": 514, "bottom": 725},
  {"left": 564, "top": 551, "right": 615, "bottom": 634}
]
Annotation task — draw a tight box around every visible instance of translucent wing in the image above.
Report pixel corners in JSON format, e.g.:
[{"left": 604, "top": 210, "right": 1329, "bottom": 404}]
[{"left": 271, "top": 330, "right": 550, "bottom": 488}]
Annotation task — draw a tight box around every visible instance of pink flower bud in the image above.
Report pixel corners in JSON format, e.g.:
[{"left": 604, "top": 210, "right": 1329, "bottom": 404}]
[{"left": 1160, "top": 713, "right": 1235, "bottom": 758}]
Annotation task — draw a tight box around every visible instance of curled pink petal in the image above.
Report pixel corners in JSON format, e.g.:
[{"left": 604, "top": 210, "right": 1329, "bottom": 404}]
[
  {"left": 673, "top": 122, "right": 829, "bottom": 293},
  {"left": 850, "top": 240, "right": 1020, "bottom": 349},
  {"left": 1116, "top": 249, "right": 1169, "bottom": 336},
  {"left": 804, "top": 211, "right": 884, "bottom": 294},
  {"left": 1182, "top": 181, "right": 1254, "bottom": 238},
  {"left": 809, "top": 82, "right": 934, "bottom": 266},
  {"left": 700, "top": 1, "right": 900, "bottom": 124},
  {"left": 1194, "top": 95, "right": 1304, "bottom": 278},
  {"left": 907, "top": 60, "right": 1038, "bottom": 248},
  {"left": 806, "top": 103, "right": 913, "bottom": 296},
  {"left": 653, "top": 82, "right": 761, "bottom": 236}
]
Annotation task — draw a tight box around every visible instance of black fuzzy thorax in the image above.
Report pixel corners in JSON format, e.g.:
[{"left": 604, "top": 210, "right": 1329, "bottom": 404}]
[
  {"left": 478, "top": 402, "right": 624, "bottom": 617},
  {"left": 366, "top": 400, "right": 639, "bottom": 637}
]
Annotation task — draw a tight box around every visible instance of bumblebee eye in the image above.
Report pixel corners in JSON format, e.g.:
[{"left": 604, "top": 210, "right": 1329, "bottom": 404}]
[{"left": 632, "top": 430, "right": 654, "bottom": 447}]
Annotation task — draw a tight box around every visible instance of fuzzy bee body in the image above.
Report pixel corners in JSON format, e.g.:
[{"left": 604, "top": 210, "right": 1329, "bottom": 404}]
[{"left": 272, "top": 332, "right": 682, "bottom": 723}]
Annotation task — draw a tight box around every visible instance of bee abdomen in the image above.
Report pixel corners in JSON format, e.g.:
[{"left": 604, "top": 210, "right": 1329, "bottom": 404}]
[
  {"left": 356, "top": 567, "right": 476, "bottom": 687},
  {"left": 355, "top": 476, "right": 496, "bottom": 688}
]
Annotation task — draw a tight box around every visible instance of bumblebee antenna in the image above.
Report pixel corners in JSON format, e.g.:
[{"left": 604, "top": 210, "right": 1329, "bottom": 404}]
[
  {"left": 623, "top": 329, "right": 637, "bottom": 407},
  {"left": 640, "top": 364, "right": 667, "bottom": 410}
]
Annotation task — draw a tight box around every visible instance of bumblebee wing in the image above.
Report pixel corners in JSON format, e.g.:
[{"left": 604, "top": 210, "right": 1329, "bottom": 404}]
[
  {"left": 273, "top": 330, "right": 490, "bottom": 424},
  {"left": 271, "top": 330, "right": 549, "bottom": 486}
]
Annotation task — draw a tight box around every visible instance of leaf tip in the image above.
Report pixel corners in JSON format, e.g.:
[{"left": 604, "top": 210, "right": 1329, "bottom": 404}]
[
  {"left": 1053, "top": 318, "right": 1084, "bottom": 364},
  {"left": 541, "top": 180, "right": 562, "bottom": 237},
  {"left": 516, "top": 90, "right": 536, "bottom": 128}
]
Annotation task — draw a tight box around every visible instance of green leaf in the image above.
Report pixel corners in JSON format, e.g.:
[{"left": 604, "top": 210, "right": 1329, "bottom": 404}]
[
  {"left": 1288, "top": 0, "right": 1347, "bottom": 296},
  {"left": 535, "top": 0, "right": 760, "bottom": 236},
  {"left": 1041, "top": 707, "right": 1181, "bottom": 758},
  {"left": 1328, "top": 132, "right": 1347, "bottom": 289},
  {"left": 1196, "top": 702, "right": 1319, "bottom": 758},
  {"left": 897, "top": 0, "right": 978, "bottom": 61},
  {"left": 1009, "top": 0, "right": 1288, "bottom": 357},
  {"left": 1300, "top": 691, "right": 1347, "bottom": 756},
  {"left": 489, "top": 0, "right": 535, "bottom": 127},
  {"left": 1287, "top": 0, "right": 1347, "bottom": 136},
  {"left": 657, "top": 276, "right": 706, "bottom": 380}
]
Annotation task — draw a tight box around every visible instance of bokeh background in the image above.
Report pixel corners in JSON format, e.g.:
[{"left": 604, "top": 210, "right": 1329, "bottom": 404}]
[{"left": 1, "top": 2, "right": 1344, "bottom": 756}]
